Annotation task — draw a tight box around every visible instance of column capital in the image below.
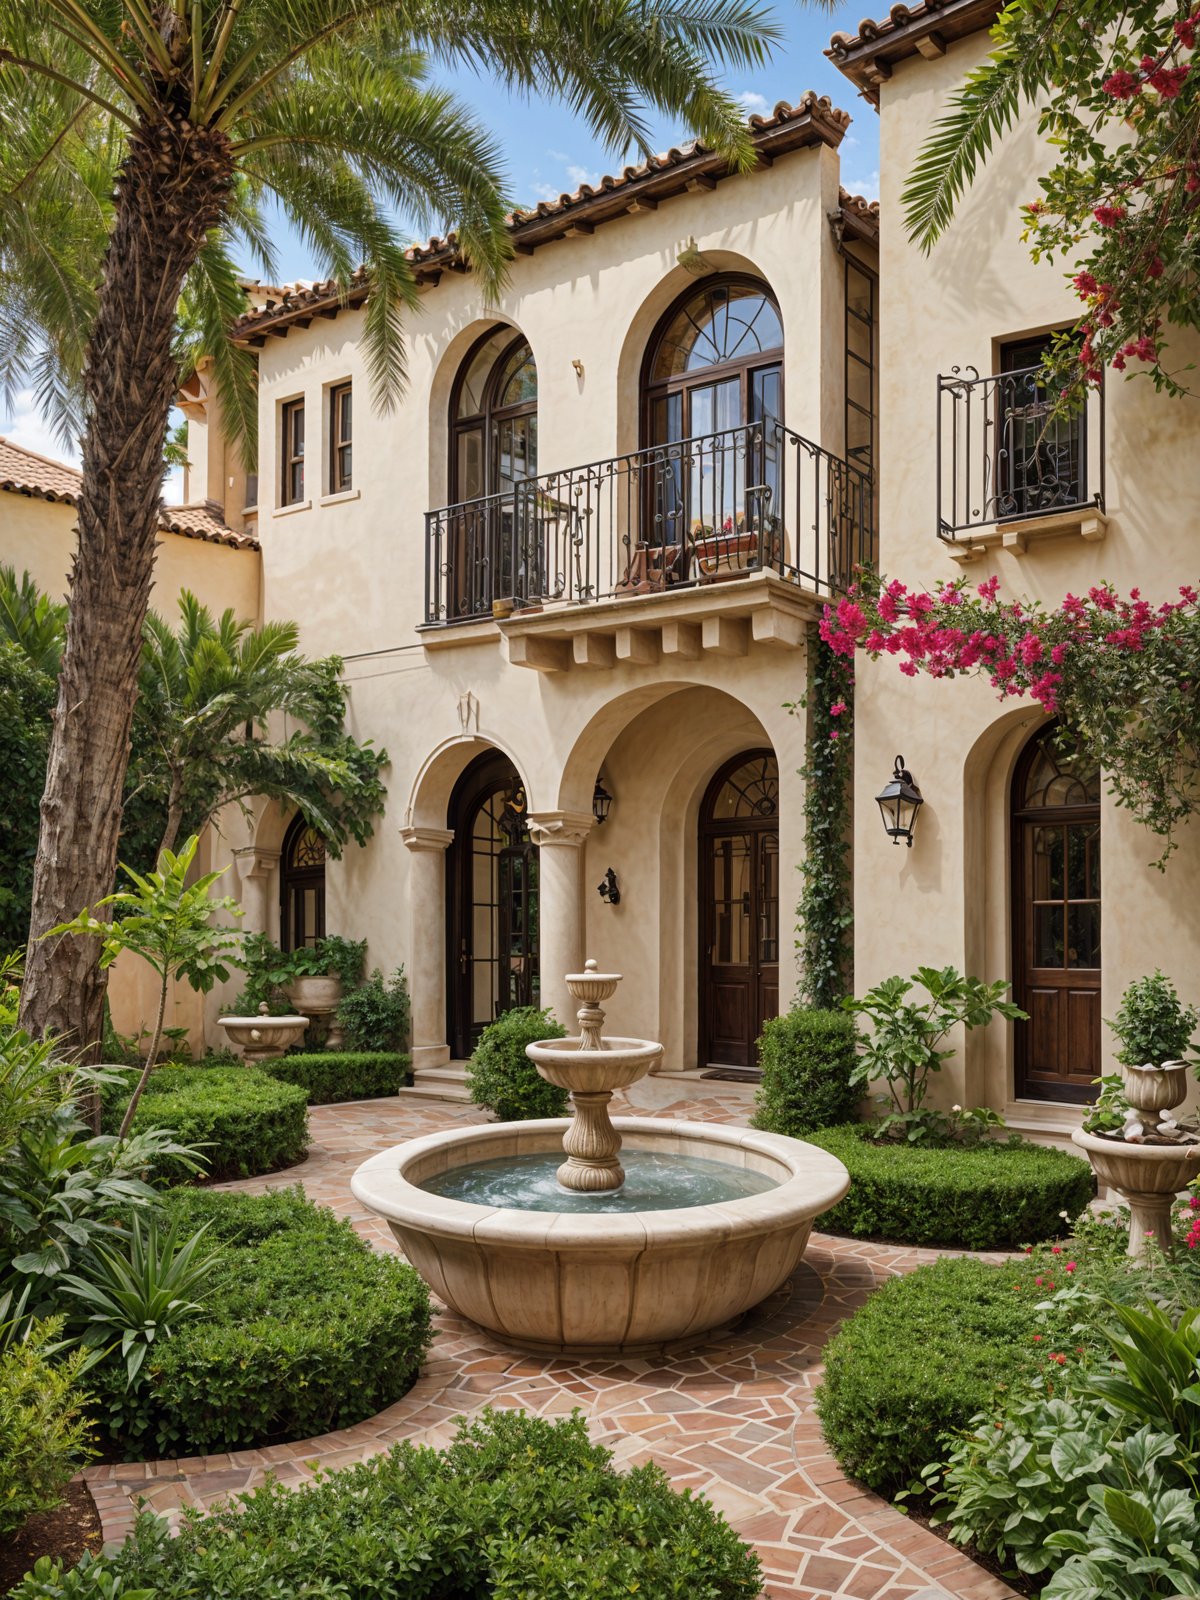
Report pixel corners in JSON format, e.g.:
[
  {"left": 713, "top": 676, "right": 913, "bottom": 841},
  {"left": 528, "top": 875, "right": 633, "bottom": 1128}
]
[
  {"left": 232, "top": 844, "right": 280, "bottom": 881},
  {"left": 526, "top": 810, "right": 595, "bottom": 848},
  {"left": 401, "top": 825, "right": 454, "bottom": 853}
]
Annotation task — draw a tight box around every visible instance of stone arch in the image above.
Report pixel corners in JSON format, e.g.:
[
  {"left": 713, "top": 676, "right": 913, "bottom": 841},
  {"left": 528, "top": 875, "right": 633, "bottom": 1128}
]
[
  {"left": 613, "top": 251, "right": 783, "bottom": 459},
  {"left": 406, "top": 733, "right": 538, "bottom": 832}
]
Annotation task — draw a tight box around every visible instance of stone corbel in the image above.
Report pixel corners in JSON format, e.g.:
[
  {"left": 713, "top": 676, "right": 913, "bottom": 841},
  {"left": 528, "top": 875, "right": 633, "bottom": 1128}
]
[
  {"left": 400, "top": 826, "right": 455, "bottom": 853},
  {"left": 232, "top": 844, "right": 280, "bottom": 883},
  {"left": 525, "top": 811, "right": 595, "bottom": 849}
]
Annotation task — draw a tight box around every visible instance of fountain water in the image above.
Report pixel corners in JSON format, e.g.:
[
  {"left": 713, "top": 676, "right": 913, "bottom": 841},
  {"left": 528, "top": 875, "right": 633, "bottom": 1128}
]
[{"left": 352, "top": 961, "right": 850, "bottom": 1355}]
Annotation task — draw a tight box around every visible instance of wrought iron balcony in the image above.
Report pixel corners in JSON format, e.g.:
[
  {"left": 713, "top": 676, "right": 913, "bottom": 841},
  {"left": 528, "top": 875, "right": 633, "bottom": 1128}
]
[
  {"left": 424, "top": 421, "right": 875, "bottom": 626},
  {"left": 937, "top": 364, "right": 1105, "bottom": 544}
]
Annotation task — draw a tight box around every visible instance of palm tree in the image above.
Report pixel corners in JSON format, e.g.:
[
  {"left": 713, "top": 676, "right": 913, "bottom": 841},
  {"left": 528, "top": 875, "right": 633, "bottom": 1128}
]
[
  {"left": 0, "top": 564, "right": 67, "bottom": 675},
  {"left": 134, "top": 590, "right": 386, "bottom": 858},
  {"left": 0, "top": 0, "right": 777, "bottom": 1054}
]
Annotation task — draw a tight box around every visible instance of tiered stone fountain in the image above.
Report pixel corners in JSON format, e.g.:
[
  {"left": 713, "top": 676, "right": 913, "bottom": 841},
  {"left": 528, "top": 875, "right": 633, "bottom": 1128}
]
[{"left": 353, "top": 962, "right": 849, "bottom": 1355}]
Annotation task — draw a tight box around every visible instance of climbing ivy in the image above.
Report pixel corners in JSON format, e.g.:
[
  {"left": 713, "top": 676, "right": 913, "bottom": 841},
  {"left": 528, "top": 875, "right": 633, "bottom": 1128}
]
[{"left": 794, "top": 632, "right": 854, "bottom": 1010}]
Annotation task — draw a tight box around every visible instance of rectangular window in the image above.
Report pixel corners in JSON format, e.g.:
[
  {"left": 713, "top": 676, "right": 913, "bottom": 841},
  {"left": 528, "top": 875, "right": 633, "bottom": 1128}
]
[
  {"left": 997, "top": 333, "right": 1083, "bottom": 518},
  {"left": 281, "top": 399, "right": 305, "bottom": 505},
  {"left": 330, "top": 382, "right": 352, "bottom": 493}
]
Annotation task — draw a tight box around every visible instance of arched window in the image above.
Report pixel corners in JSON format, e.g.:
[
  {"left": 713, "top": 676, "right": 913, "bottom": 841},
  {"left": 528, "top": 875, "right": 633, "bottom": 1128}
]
[
  {"left": 640, "top": 277, "right": 784, "bottom": 582},
  {"left": 280, "top": 815, "right": 326, "bottom": 952},
  {"left": 450, "top": 327, "right": 538, "bottom": 506},
  {"left": 1011, "top": 723, "right": 1101, "bottom": 1102},
  {"left": 699, "top": 750, "right": 779, "bottom": 1071}
]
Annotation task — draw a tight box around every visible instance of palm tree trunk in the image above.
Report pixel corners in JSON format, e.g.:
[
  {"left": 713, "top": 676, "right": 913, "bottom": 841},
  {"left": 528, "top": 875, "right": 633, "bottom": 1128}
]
[{"left": 20, "top": 111, "right": 232, "bottom": 1057}]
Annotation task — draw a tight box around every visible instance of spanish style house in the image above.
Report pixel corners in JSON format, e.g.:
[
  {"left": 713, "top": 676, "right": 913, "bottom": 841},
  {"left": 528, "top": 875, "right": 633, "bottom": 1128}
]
[{"left": 10, "top": 9, "right": 1200, "bottom": 1135}]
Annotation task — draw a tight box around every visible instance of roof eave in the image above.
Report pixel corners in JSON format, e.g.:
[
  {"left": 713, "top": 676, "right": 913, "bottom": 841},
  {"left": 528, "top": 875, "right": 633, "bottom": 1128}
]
[{"left": 826, "top": 0, "right": 1000, "bottom": 105}]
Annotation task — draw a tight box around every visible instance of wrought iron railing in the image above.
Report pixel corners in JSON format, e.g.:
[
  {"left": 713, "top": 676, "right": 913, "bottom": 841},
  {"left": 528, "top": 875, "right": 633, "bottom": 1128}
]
[
  {"left": 937, "top": 364, "right": 1104, "bottom": 542},
  {"left": 424, "top": 421, "right": 875, "bottom": 625}
]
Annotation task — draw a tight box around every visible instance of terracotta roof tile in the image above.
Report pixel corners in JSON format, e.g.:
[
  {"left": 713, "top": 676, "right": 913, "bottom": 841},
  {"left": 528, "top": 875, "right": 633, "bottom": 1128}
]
[
  {"left": 234, "top": 92, "right": 857, "bottom": 344},
  {"left": 838, "top": 186, "right": 880, "bottom": 242},
  {"left": 827, "top": 0, "right": 1000, "bottom": 101},
  {"left": 0, "top": 437, "right": 259, "bottom": 552}
]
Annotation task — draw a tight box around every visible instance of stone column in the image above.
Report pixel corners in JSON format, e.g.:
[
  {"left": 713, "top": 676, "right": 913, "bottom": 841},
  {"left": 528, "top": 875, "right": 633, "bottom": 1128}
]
[
  {"left": 232, "top": 846, "right": 280, "bottom": 935},
  {"left": 527, "top": 811, "right": 595, "bottom": 1031},
  {"left": 401, "top": 827, "right": 454, "bottom": 1068}
]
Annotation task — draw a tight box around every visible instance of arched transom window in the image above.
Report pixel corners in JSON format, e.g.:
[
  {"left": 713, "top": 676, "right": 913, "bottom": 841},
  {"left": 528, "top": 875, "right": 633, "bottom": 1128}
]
[
  {"left": 450, "top": 327, "right": 538, "bottom": 505},
  {"left": 645, "top": 277, "right": 783, "bottom": 446}
]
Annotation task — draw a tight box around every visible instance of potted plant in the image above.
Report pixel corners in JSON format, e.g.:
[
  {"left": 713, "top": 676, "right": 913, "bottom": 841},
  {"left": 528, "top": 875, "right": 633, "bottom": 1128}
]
[
  {"left": 286, "top": 936, "right": 366, "bottom": 1049},
  {"left": 693, "top": 515, "right": 760, "bottom": 579},
  {"left": 1073, "top": 972, "right": 1200, "bottom": 1257}
]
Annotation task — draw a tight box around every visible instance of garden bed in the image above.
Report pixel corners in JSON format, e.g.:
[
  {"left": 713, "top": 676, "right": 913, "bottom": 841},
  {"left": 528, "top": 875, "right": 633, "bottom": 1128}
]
[
  {"left": 91, "top": 1187, "right": 431, "bottom": 1460},
  {"left": 806, "top": 1124, "right": 1095, "bottom": 1249},
  {"left": 103, "top": 1064, "right": 310, "bottom": 1182}
]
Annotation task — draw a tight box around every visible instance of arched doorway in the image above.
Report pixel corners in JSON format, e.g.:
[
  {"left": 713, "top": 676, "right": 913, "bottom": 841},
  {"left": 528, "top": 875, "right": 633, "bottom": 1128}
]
[
  {"left": 1011, "top": 724, "right": 1101, "bottom": 1102},
  {"left": 279, "top": 815, "right": 326, "bottom": 952},
  {"left": 446, "top": 751, "right": 539, "bottom": 1058},
  {"left": 446, "top": 327, "right": 539, "bottom": 617},
  {"left": 699, "top": 749, "right": 779, "bottom": 1070},
  {"left": 642, "top": 276, "right": 784, "bottom": 581}
]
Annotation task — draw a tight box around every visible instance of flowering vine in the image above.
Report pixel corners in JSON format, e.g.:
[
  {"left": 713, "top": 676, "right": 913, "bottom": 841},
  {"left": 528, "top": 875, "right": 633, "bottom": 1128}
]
[
  {"left": 794, "top": 633, "right": 854, "bottom": 1009},
  {"left": 821, "top": 574, "right": 1200, "bottom": 863}
]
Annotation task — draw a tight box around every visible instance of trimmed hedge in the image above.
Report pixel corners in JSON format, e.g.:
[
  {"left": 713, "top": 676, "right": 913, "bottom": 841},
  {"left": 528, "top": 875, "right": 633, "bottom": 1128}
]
[
  {"left": 260, "top": 1050, "right": 411, "bottom": 1104},
  {"left": 104, "top": 1065, "right": 309, "bottom": 1182},
  {"left": 93, "top": 1187, "right": 431, "bottom": 1459},
  {"left": 816, "top": 1257, "right": 1045, "bottom": 1494},
  {"left": 806, "top": 1124, "right": 1095, "bottom": 1250},
  {"left": 751, "top": 1009, "right": 859, "bottom": 1136},
  {"left": 13, "top": 1410, "right": 762, "bottom": 1599}
]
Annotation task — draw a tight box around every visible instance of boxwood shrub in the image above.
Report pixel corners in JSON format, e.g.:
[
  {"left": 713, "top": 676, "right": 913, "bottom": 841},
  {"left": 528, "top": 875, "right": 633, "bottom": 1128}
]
[
  {"left": 816, "top": 1257, "right": 1046, "bottom": 1494},
  {"left": 751, "top": 1009, "right": 859, "bottom": 1136},
  {"left": 260, "top": 1050, "right": 411, "bottom": 1103},
  {"left": 104, "top": 1065, "right": 309, "bottom": 1182},
  {"left": 92, "top": 1187, "right": 431, "bottom": 1459},
  {"left": 13, "top": 1410, "right": 762, "bottom": 1599},
  {"left": 467, "top": 1005, "right": 568, "bottom": 1120},
  {"left": 806, "top": 1124, "right": 1095, "bottom": 1249}
]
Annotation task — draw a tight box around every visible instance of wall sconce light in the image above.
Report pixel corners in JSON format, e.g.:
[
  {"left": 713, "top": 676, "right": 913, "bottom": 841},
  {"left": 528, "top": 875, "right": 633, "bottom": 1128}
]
[
  {"left": 875, "top": 755, "right": 924, "bottom": 848},
  {"left": 597, "top": 867, "right": 621, "bottom": 905},
  {"left": 592, "top": 776, "right": 614, "bottom": 825},
  {"left": 571, "top": 358, "right": 584, "bottom": 378}
]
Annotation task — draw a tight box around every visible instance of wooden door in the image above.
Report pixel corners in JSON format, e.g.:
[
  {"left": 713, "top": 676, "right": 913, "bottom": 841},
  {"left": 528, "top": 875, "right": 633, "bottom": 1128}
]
[
  {"left": 447, "top": 752, "right": 539, "bottom": 1060},
  {"left": 700, "top": 751, "right": 779, "bottom": 1070},
  {"left": 1012, "top": 726, "right": 1101, "bottom": 1102}
]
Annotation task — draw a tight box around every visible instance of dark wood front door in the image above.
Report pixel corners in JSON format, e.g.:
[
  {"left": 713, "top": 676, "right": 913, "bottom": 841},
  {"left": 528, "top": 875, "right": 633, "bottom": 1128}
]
[
  {"left": 700, "top": 751, "right": 779, "bottom": 1069},
  {"left": 447, "top": 752, "right": 539, "bottom": 1060},
  {"left": 1012, "top": 724, "right": 1101, "bottom": 1102}
]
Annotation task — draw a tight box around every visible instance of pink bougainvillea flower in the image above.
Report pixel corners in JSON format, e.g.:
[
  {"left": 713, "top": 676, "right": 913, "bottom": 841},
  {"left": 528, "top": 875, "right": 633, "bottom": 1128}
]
[{"left": 1093, "top": 203, "right": 1127, "bottom": 227}]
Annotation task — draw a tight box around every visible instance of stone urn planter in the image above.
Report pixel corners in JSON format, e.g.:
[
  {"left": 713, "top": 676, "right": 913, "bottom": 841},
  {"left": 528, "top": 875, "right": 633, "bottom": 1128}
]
[
  {"left": 218, "top": 1002, "right": 309, "bottom": 1062},
  {"left": 1073, "top": 1058, "right": 1200, "bottom": 1258},
  {"left": 287, "top": 975, "right": 345, "bottom": 1049}
]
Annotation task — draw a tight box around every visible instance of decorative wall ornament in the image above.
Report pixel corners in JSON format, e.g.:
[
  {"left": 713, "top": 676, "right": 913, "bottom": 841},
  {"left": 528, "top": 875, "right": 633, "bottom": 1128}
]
[{"left": 457, "top": 691, "right": 479, "bottom": 736}]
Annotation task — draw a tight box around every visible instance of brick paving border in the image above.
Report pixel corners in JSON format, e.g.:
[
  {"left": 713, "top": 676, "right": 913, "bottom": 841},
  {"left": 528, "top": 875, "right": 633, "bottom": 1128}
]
[{"left": 83, "top": 1087, "right": 1020, "bottom": 1600}]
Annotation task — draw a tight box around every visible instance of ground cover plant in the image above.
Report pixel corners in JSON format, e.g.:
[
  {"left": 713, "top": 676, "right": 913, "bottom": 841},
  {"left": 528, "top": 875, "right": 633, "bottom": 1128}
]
[
  {"left": 12, "top": 1409, "right": 762, "bottom": 1599},
  {"left": 806, "top": 1124, "right": 1095, "bottom": 1249},
  {"left": 89, "top": 1186, "right": 431, "bottom": 1459},
  {"left": 751, "top": 1008, "right": 859, "bottom": 1136},
  {"left": 260, "top": 1050, "right": 410, "bottom": 1104},
  {"left": 467, "top": 1006, "right": 568, "bottom": 1121},
  {"left": 102, "top": 1063, "right": 309, "bottom": 1181},
  {"left": 0, "top": 1321, "right": 93, "bottom": 1539}
]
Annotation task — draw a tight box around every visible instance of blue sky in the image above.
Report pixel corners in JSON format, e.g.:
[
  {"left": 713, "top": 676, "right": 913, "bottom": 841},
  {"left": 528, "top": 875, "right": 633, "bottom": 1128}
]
[{"left": 0, "top": 2, "right": 877, "bottom": 479}]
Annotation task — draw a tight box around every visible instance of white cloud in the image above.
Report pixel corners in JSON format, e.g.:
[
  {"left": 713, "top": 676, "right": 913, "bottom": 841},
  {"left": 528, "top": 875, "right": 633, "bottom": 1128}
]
[
  {"left": 1, "top": 390, "right": 81, "bottom": 469},
  {"left": 843, "top": 170, "right": 880, "bottom": 201},
  {"left": 737, "top": 90, "right": 770, "bottom": 115},
  {"left": 565, "top": 163, "right": 602, "bottom": 189}
]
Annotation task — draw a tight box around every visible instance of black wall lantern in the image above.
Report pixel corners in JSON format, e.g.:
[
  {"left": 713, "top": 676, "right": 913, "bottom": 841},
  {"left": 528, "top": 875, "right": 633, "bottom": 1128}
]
[
  {"left": 875, "top": 755, "right": 924, "bottom": 848},
  {"left": 597, "top": 867, "right": 621, "bottom": 905},
  {"left": 592, "top": 777, "right": 613, "bottom": 825}
]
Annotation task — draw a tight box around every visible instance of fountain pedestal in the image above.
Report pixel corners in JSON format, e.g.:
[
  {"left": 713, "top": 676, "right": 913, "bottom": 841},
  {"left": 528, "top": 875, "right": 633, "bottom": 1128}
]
[{"left": 525, "top": 961, "right": 662, "bottom": 1192}]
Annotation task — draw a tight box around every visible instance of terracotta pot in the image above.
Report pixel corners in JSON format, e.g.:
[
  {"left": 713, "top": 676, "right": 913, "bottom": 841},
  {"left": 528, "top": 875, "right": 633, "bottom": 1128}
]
[
  {"left": 1124, "top": 1061, "right": 1190, "bottom": 1115},
  {"left": 694, "top": 531, "right": 758, "bottom": 577},
  {"left": 1072, "top": 1127, "right": 1200, "bottom": 1258},
  {"left": 492, "top": 597, "right": 515, "bottom": 620}
]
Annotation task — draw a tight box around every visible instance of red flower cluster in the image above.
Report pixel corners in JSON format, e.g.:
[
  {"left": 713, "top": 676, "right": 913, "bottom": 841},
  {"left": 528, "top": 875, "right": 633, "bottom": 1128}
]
[{"left": 820, "top": 578, "right": 1199, "bottom": 718}]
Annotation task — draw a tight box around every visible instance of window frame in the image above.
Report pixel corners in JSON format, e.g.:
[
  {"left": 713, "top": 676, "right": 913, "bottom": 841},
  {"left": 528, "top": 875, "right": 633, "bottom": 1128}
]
[
  {"left": 280, "top": 397, "right": 306, "bottom": 507},
  {"left": 329, "top": 381, "right": 353, "bottom": 494}
]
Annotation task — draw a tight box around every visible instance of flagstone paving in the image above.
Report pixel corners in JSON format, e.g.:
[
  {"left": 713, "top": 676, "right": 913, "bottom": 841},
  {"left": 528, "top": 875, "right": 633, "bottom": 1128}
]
[{"left": 84, "top": 1081, "right": 1020, "bottom": 1600}]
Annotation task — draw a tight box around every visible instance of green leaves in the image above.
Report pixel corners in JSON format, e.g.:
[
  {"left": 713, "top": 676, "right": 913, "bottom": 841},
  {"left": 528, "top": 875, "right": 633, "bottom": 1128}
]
[{"left": 466, "top": 1006, "right": 568, "bottom": 1120}]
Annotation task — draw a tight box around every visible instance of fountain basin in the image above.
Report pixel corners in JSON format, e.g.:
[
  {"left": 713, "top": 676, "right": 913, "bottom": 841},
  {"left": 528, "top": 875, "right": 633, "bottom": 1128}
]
[
  {"left": 217, "top": 1011, "right": 308, "bottom": 1061},
  {"left": 526, "top": 1036, "right": 663, "bottom": 1094},
  {"left": 1072, "top": 1127, "right": 1200, "bottom": 1258},
  {"left": 351, "top": 1117, "right": 849, "bottom": 1356}
]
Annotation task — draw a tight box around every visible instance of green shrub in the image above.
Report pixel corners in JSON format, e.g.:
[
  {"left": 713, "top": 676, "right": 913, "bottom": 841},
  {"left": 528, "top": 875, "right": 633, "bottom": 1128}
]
[
  {"left": 751, "top": 1009, "right": 859, "bottom": 1136},
  {"left": 13, "top": 1409, "right": 761, "bottom": 1599},
  {"left": 260, "top": 1051, "right": 410, "bottom": 1103},
  {"left": 91, "top": 1187, "right": 431, "bottom": 1458},
  {"left": 467, "top": 1005, "right": 568, "bottom": 1120},
  {"left": 806, "top": 1124, "right": 1095, "bottom": 1249},
  {"left": 0, "top": 1322, "right": 94, "bottom": 1537},
  {"left": 104, "top": 1065, "right": 309, "bottom": 1182},
  {"left": 336, "top": 966, "right": 411, "bottom": 1052},
  {"left": 816, "top": 1257, "right": 1048, "bottom": 1494}
]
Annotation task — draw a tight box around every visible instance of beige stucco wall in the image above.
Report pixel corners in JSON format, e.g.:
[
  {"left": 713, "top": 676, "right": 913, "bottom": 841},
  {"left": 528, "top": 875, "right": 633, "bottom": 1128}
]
[
  {"left": 855, "top": 34, "right": 1200, "bottom": 1136},
  {"left": 179, "top": 135, "right": 870, "bottom": 1069}
]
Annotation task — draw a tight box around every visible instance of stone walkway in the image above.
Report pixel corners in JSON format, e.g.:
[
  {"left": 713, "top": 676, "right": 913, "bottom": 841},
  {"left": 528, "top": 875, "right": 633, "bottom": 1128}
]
[{"left": 85, "top": 1082, "right": 1019, "bottom": 1600}]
